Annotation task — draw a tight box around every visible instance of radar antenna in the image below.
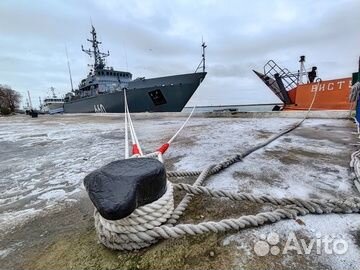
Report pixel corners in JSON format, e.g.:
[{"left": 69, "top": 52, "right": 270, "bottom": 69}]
[{"left": 81, "top": 25, "right": 110, "bottom": 70}]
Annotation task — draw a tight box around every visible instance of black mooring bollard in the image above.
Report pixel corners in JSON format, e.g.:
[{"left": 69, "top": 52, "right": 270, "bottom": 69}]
[{"left": 84, "top": 158, "right": 167, "bottom": 220}]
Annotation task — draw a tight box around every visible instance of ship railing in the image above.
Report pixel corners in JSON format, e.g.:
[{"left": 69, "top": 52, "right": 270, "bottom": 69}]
[{"left": 263, "top": 60, "right": 298, "bottom": 91}]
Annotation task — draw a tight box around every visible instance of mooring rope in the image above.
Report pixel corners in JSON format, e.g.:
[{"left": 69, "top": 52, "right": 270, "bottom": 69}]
[
  {"left": 349, "top": 79, "right": 360, "bottom": 193},
  {"left": 95, "top": 134, "right": 360, "bottom": 251},
  {"left": 93, "top": 84, "right": 360, "bottom": 250},
  {"left": 350, "top": 149, "right": 360, "bottom": 193},
  {"left": 95, "top": 177, "right": 360, "bottom": 251},
  {"left": 167, "top": 83, "right": 320, "bottom": 179},
  {"left": 124, "top": 90, "right": 129, "bottom": 159},
  {"left": 166, "top": 121, "right": 299, "bottom": 178}
]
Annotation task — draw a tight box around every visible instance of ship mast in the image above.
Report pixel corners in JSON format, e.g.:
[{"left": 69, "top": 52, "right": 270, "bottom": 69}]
[
  {"left": 195, "top": 39, "right": 207, "bottom": 73},
  {"left": 50, "top": 87, "right": 56, "bottom": 98},
  {"left": 298, "top": 55, "right": 307, "bottom": 85},
  {"left": 201, "top": 40, "right": 207, "bottom": 73},
  {"left": 81, "top": 25, "right": 110, "bottom": 70}
]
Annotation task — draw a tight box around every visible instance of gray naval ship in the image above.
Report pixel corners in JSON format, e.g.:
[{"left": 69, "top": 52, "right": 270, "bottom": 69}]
[{"left": 63, "top": 26, "right": 207, "bottom": 113}]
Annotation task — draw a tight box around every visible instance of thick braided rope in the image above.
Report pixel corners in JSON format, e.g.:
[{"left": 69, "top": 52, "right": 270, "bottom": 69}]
[
  {"left": 146, "top": 201, "right": 359, "bottom": 240},
  {"left": 174, "top": 183, "right": 360, "bottom": 210},
  {"left": 350, "top": 149, "right": 360, "bottom": 193},
  {"left": 167, "top": 122, "right": 300, "bottom": 178},
  {"left": 95, "top": 176, "right": 360, "bottom": 250},
  {"left": 94, "top": 116, "right": 359, "bottom": 250},
  {"left": 96, "top": 184, "right": 360, "bottom": 250},
  {"left": 94, "top": 182, "right": 174, "bottom": 250},
  {"left": 93, "top": 121, "right": 314, "bottom": 250},
  {"left": 167, "top": 165, "right": 214, "bottom": 225}
]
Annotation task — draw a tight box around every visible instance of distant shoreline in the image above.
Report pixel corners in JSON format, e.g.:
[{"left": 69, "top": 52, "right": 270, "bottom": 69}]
[
  {"left": 183, "top": 103, "right": 282, "bottom": 113},
  {"left": 184, "top": 103, "right": 282, "bottom": 108}
]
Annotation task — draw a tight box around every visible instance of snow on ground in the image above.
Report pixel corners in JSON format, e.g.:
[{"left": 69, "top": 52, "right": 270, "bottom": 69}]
[
  {"left": 175, "top": 118, "right": 358, "bottom": 200},
  {"left": 223, "top": 214, "right": 360, "bottom": 269},
  {"left": 0, "top": 114, "right": 359, "bottom": 268}
]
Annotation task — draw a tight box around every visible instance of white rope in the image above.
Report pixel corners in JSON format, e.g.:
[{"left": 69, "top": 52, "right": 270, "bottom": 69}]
[
  {"left": 93, "top": 86, "right": 359, "bottom": 251},
  {"left": 124, "top": 90, "right": 129, "bottom": 159},
  {"left": 350, "top": 149, "right": 360, "bottom": 193},
  {"left": 168, "top": 106, "right": 196, "bottom": 144},
  {"left": 349, "top": 80, "right": 360, "bottom": 192},
  {"left": 124, "top": 93, "right": 136, "bottom": 148},
  {"left": 94, "top": 179, "right": 360, "bottom": 251},
  {"left": 124, "top": 91, "right": 143, "bottom": 156},
  {"left": 350, "top": 82, "right": 360, "bottom": 102},
  {"left": 303, "top": 80, "right": 320, "bottom": 120},
  {"left": 95, "top": 182, "right": 174, "bottom": 250}
]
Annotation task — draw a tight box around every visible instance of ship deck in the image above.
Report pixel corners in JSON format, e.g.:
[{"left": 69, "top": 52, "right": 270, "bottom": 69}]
[{"left": 1, "top": 113, "right": 359, "bottom": 269}]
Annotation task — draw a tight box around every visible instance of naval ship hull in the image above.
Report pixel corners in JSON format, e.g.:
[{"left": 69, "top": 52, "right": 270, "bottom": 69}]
[{"left": 64, "top": 72, "right": 206, "bottom": 113}]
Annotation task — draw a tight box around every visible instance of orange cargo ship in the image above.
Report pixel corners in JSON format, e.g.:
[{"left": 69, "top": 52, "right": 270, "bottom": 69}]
[{"left": 254, "top": 56, "right": 353, "bottom": 111}]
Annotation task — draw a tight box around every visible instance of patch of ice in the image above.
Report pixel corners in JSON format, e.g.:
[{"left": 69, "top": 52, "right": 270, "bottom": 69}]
[
  {"left": 0, "top": 208, "right": 42, "bottom": 234},
  {"left": 38, "top": 189, "right": 66, "bottom": 201},
  {"left": 0, "top": 248, "right": 13, "bottom": 258}
]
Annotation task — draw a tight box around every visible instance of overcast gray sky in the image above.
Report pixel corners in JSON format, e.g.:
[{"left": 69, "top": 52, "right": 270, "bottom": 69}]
[{"left": 0, "top": 0, "right": 359, "bottom": 108}]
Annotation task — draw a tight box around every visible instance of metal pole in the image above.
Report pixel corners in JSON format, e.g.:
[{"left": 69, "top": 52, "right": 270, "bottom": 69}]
[
  {"left": 27, "top": 91, "right": 33, "bottom": 109},
  {"left": 124, "top": 89, "right": 129, "bottom": 159},
  {"left": 298, "top": 56, "right": 306, "bottom": 84},
  {"left": 65, "top": 45, "right": 74, "bottom": 91}
]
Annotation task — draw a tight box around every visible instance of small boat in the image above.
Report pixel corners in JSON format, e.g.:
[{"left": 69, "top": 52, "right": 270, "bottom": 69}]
[
  {"left": 42, "top": 87, "right": 64, "bottom": 114},
  {"left": 254, "top": 56, "right": 353, "bottom": 110}
]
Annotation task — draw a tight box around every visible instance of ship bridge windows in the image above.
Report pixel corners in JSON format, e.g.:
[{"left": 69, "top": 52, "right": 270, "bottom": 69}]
[
  {"left": 96, "top": 71, "right": 130, "bottom": 78},
  {"left": 117, "top": 72, "right": 129, "bottom": 78}
]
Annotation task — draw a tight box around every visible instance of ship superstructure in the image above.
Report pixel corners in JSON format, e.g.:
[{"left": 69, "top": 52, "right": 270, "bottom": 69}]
[{"left": 42, "top": 87, "right": 64, "bottom": 114}]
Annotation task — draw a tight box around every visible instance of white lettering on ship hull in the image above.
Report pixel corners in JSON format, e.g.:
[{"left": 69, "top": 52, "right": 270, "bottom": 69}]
[
  {"left": 310, "top": 79, "right": 351, "bottom": 92},
  {"left": 94, "top": 104, "right": 107, "bottom": 113}
]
